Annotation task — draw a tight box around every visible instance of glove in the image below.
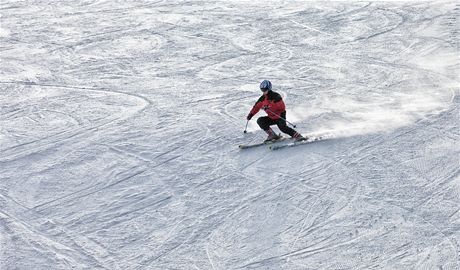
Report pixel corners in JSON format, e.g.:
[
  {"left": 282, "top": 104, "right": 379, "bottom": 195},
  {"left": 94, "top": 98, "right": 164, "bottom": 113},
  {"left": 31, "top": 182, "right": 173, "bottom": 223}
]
[
  {"left": 262, "top": 105, "right": 270, "bottom": 111},
  {"left": 246, "top": 113, "right": 254, "bottom": 120}
]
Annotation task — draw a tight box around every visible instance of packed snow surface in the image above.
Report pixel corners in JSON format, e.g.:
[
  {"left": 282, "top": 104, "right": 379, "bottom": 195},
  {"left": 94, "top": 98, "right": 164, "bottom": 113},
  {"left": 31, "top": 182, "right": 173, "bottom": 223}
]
[{"left": 1, "top": 1, "right": 459, "bottom": 269}]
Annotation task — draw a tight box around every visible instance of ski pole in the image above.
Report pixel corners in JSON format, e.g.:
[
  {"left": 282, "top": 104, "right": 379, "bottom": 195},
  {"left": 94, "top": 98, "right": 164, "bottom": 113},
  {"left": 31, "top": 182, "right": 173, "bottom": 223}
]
[
  {"left": 243, "top": 120, "right": 249, "bottom": 133},
  {"left": 265, "top": 108, "right": 297, "bottom": 128}
]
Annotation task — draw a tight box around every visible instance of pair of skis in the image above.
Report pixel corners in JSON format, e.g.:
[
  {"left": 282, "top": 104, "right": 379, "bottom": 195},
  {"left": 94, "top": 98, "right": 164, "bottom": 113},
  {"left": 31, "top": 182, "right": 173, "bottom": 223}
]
[
  {"left": 238, "top": 137, "right": 288, "bottom": 150},
  {"left": 239, "top": 134, "right": 331, "bottom": 151}
]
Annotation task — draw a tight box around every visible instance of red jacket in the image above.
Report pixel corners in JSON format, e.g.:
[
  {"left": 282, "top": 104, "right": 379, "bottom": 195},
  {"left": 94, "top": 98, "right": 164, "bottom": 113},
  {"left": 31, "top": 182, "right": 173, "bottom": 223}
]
[{"left": 249, "top": 90, "right": 286, "bottom": 120}]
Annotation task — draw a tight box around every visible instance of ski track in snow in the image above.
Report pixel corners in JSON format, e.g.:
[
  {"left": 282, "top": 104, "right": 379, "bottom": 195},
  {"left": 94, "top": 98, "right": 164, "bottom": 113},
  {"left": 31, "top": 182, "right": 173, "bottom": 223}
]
[{"left": 1, "top": 1, "right": 459, "bottom": 269}]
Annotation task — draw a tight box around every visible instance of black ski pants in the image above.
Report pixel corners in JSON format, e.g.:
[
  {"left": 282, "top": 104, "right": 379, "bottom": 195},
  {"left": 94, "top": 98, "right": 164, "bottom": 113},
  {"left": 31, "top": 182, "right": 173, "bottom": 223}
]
[{"left": 257, "top": 112, "right": 296, "bottom": 137}]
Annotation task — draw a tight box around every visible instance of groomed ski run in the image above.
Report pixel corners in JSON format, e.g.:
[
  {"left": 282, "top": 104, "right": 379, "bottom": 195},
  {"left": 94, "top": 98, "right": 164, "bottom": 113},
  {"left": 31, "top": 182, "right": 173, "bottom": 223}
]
[{"left": 1, "top": 1, "right": 458, "bottom": 270}]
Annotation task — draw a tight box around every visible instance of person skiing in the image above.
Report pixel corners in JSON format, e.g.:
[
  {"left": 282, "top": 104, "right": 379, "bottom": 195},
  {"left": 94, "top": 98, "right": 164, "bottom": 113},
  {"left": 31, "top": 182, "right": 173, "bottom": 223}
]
[{"left": 246, "top": 80, "right": 306, "bottom": 142}]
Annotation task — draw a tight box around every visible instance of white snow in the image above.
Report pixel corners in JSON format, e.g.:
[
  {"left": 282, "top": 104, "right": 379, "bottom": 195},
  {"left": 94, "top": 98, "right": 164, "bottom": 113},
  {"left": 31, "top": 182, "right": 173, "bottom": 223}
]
[{"left": 1, "top": 1, "right": 459, "bottom": 269}]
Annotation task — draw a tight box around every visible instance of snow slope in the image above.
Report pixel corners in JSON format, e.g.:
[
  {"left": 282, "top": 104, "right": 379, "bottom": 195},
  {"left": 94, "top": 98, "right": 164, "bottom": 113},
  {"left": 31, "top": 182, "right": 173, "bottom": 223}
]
[{"left": 1, "top": 1, "right": 459, "bottom": 269}]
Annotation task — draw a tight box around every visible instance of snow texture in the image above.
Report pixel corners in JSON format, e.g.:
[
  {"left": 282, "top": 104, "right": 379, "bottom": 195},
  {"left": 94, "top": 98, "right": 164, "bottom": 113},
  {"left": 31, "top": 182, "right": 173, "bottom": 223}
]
[{"left": 1, "top": 1, "right": 459, "bottom": 269}]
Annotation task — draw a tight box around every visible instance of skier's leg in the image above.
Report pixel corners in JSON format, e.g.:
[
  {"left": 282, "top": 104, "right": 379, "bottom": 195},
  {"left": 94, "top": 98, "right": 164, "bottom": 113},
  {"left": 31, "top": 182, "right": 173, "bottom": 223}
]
[
  {"left": 257, "top": 116, "right": 280, "bottom": 141},
  {"left": 257, "top": 116, "right": 272, "bottom": 131},
  {"left": 276, "top": 112, "right": 305, "bottom": 140},
  {"left": 276, "top": 118, "right": 296, "bottom": 136},
  {"left": 275, "top": 112, "right": 296, "bottom": 136}
]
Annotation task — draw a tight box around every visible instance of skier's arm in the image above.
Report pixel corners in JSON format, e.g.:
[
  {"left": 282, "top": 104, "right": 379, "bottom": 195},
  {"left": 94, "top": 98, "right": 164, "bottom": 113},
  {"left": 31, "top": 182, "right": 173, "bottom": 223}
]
[{"left": 247, "top": 96, "right": 265, "bottom": 120}]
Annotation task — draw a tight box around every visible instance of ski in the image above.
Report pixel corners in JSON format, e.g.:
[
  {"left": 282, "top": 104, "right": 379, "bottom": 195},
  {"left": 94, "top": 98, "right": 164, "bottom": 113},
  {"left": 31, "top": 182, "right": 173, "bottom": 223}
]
[
  {"left": 239, "top": 137, "right": 287, "bottom": 149},
  {"left": 269, "top": 134, "right": 332, "bottom": 151}
]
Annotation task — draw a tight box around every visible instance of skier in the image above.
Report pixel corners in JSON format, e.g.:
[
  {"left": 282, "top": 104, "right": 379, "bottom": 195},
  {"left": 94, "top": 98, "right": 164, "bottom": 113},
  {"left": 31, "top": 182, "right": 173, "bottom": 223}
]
[{"left": 246, "top": 80, "right": 306, "bottom": 142}]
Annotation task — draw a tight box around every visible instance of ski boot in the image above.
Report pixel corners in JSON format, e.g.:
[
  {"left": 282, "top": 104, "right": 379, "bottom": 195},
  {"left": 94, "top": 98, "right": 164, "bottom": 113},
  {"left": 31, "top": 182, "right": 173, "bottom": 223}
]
[
  {"left": 264, "top": 128, "right": 281, "bottom": 143},
  {"left": 292, "top": 132, "right": 307, "bottom": 142}
]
